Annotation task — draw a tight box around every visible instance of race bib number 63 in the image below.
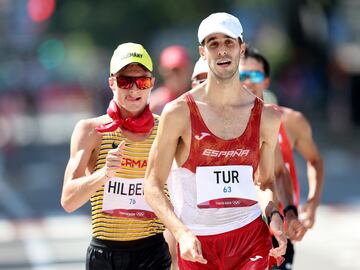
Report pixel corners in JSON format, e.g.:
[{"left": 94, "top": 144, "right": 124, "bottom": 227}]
[{"left": 195, "top": 165, "right": 258, "bottom": 208}]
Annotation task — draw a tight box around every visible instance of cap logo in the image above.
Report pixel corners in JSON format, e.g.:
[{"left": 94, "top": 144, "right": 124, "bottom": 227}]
[{"left": 121, "top": 52, "right": 143, "bottom": 60}]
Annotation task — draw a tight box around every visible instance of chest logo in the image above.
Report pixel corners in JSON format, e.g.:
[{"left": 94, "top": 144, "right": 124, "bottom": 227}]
[
  {"left": 194, "top": 132, "right": 210, "bottom": 141},
  {"left": 112, "top": 142, "right": 119, "bottom": 149}
]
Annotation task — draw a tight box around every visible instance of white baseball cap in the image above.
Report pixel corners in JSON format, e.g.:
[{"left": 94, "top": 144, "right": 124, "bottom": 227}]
[
  {"left": 191, "top": 57, "right": 208, "bottom": 79},
  {"left": 198, "top": 12, "right": 244, "bottom": 44}
]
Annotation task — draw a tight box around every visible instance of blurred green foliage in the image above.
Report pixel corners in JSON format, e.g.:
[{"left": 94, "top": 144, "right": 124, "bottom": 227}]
[{"left": 49, "top": 0, "right": 234, "bottom": 49}]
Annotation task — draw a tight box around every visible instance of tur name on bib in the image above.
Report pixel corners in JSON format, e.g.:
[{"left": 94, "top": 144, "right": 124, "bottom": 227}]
[{"left": 196, "top": 165, "right": 258, "bottom": 208}]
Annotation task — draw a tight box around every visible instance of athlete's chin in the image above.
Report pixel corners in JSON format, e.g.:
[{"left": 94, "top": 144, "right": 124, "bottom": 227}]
[
  {"left": 215, "top": 74, "right": 235, "bottom": 82},
  {"left": 124, "top": 103, "right": 146, "bottom": 114}
]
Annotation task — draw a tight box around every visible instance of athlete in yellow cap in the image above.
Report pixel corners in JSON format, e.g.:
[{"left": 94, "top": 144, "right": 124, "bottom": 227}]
[{"left": 61, "top": 42, "right": 171, "bottom": 270}]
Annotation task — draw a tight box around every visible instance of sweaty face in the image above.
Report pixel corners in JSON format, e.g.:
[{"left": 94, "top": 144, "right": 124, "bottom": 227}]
[
  {"left": 239, "top": 57, "right": 268, "bottom": 98},
  {"left": 110, "top": 63, "right": 154, "bottom": 117},
  {"left": 202, "top": 34, "right": 242, "bottom": 81}
]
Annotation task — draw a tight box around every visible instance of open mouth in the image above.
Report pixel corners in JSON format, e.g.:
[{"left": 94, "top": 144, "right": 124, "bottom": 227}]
[{"left": 217, "top": 60, "right": 231, "bottom": 67}]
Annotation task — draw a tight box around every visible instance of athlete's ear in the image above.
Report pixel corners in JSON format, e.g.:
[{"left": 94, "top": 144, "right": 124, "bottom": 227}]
[
  {"left": 239, "top": 42, "right": 246, "bottom": 57},
  {"left": 108, "top": 76, "right": 116, "bottom": 92},
  {"left": 199, "top": 46, "right": 206, "bottom": 60},
  {"left": 263, "top": 77, "right": 270, "bottom": 89}
]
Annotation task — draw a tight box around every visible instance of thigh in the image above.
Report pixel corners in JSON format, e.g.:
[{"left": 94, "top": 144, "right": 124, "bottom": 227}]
[
  {"left": 237, "top": 251, "right": 270, "bottom": 270},
  {"left": 86, "top": 245, "right": 112, "bottom": 270},
  {"left": 226, "top": 218, "right": 272, "bottom": 270}
]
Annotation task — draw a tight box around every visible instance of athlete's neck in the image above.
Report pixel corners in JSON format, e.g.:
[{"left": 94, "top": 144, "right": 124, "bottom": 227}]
[
  {"left": 121, "top": 127, "right": 153, "bottom": 141},
  {"left": 205, "top": 76, "right": 246, "bottom": 105}
]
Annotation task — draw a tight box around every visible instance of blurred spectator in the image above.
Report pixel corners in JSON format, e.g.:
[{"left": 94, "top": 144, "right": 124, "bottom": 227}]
[{"left": 150, "top": 45, "right": 192, "bottom": 114}]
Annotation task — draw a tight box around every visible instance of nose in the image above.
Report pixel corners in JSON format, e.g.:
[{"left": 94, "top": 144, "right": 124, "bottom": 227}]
[
  {"left": 217, "top": 43, "right": 227, "bottom": 56},
  {"left": 218, "top": 50, "right": 227, "bottom": 57},
  {"left": 128, "top": 84, "right": 141, "bottom": 94}
]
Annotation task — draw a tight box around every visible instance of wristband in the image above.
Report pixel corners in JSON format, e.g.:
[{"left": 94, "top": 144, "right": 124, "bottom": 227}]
[
  {"left": 267, "top": 210, "right": 284, "bottom": 225},
  {"left": 283, "top": 205, "right": 298, "bottom": 218}
]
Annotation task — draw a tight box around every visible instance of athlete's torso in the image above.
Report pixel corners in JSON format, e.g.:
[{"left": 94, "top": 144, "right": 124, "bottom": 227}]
[
  {"left": 169, "top": 93, "right": 263, "bottom": 235},
  {"left": 91, "top": 115, "right": 165, "bottom": 241}
]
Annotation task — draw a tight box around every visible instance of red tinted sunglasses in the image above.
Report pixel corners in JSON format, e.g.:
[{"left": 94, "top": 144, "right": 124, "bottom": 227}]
[{"left": 114, "top": 76, "right": 153, "bottom": 90}]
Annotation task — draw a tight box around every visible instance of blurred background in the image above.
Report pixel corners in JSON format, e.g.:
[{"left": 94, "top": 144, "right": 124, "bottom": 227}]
[{"left": 0, "top": 0, "right": 359, "bottom": 269}]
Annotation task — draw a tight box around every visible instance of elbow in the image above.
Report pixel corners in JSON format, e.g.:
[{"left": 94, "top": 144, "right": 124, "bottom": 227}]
[
  {"left": 144, "top": 176, "right": 160, "bottom": 206},
  {"left": 275, "top": 165, "right": 286, "bottom": 178},
  {"left": 259, "top": 180, "right": 274, "bottom": 191},
  {"left": 318, "top": 157, "right": 324, "bottom": 170},
  {"left": 61, "top": 197, "right": 76, "bottom": 213},
  {"left": 143, "top": 180, "right": 152, "bottom": 204},
  {"left": 309, "top": 156, "right": 324, "bottom": 174}
]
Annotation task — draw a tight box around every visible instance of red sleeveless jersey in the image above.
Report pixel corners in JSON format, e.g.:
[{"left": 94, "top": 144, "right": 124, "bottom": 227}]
[
  {"left": 168, "top": 93, "right": 264, "bottom": 235},
  {"left": 182, "top": 93, "right": 263, "bottom": 175}
]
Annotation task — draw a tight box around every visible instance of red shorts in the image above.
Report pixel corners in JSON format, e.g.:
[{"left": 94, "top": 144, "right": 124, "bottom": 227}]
[{"left": 177, "top": 216, "right": 272, "bottom": 270}]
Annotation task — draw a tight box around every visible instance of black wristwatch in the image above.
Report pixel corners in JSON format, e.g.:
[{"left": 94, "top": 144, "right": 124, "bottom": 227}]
[
  {"left": 283, "top": 205, "right": 299, "bottom": 218},
  {"left": 267, "top": 210, "right": 284, "bottom": 225}
]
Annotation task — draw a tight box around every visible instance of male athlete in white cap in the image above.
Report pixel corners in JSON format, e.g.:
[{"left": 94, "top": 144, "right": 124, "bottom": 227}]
[{"left": 145, "top": 13, "right": 287, "bottom": 269}]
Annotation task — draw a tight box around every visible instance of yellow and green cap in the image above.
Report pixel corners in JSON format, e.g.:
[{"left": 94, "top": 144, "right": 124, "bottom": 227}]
[{"left": 110, "top": 42, "right": 153, "bottom": 74}]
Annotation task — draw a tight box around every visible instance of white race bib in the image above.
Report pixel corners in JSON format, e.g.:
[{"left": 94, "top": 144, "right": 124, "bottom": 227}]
[
  {"left": 195, "top": 165, "right": 258, "bottom": 208},
  {"left": 102, "top": 177, "right": 156, "bottom": 219}
]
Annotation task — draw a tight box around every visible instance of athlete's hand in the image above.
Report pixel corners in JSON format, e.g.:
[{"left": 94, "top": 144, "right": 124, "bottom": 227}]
[
  {"left": 178, "top": 230, "right": 207, "bottom": 264},
  {"left": 269, "top": 214, "right": 287, "bottom": 258},
  {"left": 300, "top": 198, "right": 318, "bottom": 229},
  {"left": 104, "top": 141, "right": 125, "bottom": 178},
  {"left": 285, "top": 215, "right": 307, "bottom": 241}
]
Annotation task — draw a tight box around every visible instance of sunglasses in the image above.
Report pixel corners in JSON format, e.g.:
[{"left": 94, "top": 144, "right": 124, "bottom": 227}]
[
  {"left": 114, "top": 76, "right": 153, "bottom": 90},
  {"left": 239, "top": 71, "right": 265, "bottom": 84}
]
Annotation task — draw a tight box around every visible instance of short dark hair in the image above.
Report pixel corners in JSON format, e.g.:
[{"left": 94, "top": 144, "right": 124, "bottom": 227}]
[{"left": 244, "top": 46, "right": 270, "bottom": 77}]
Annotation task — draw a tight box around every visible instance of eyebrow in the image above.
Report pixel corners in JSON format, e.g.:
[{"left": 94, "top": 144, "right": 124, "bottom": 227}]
[
  {"left": 205, "top": 34, "right": 234, "bottom": 44},
  {"left": 206, "top": 37, "right": 217, "bottom": 43}
]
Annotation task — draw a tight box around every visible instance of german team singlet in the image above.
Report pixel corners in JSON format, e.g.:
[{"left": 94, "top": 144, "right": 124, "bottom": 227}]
[
  {"left": 168, "top": 93, "right": 263, "bottom": 236},
  {"left": 91, "top": 115, "right": 165, "bottom": 241}
]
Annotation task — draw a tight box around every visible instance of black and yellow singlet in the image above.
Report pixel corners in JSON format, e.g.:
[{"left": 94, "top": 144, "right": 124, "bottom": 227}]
[{"left": 91, "top": 115, "right": 166, "bottom": 241}]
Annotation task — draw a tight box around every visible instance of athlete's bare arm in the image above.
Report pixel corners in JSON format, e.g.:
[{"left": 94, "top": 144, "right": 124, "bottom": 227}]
[
  {"left": 257, "top": 105, "right": 287, "bottom": 257},
  {"left": 274, "top": 143, "right": 307, "bottom": 241},
  {"left": 145, "top": 100, "right": 187, "bottom": 235},
  {"left": 273, "top": 142, "right": 293, "bottom": 207},
  {"left": 61, "top": 117, "right": 124, "bottom": 213},
  {"left": 257, "top": 142, "right": 284, "bottom": 214},
  {"left": 284, "top": 109, "right": 324, "bottom": 228},
  {"left": 145, "top": 98, "right": 207, "bottom": 264},
  {"left": 257, "top": 106, "right": 281, "bottom": 188},
  {"left": 276, "top": 168, "right": 307, "bottom": 241}
]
